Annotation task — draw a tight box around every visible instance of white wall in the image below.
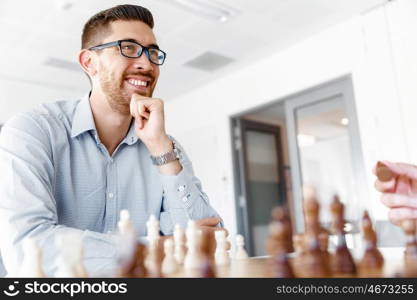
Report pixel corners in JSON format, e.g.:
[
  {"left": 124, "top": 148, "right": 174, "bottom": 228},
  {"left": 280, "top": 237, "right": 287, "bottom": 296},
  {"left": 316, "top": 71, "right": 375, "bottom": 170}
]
[{"left": 164, "top": 0, "right": 417, "bottom": 237}]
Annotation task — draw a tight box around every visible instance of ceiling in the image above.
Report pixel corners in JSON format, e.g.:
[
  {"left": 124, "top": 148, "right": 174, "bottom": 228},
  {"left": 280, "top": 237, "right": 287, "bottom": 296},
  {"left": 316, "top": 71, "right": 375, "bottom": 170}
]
[{"left": 0, "top": 0, "right": 387, "bottom": 122}]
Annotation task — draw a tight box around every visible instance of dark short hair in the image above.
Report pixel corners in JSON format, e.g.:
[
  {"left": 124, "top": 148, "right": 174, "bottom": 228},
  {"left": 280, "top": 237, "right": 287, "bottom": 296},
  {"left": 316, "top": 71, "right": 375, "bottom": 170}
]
[{"left": 81, "top": 4, "right": 154, "bottom": 49}]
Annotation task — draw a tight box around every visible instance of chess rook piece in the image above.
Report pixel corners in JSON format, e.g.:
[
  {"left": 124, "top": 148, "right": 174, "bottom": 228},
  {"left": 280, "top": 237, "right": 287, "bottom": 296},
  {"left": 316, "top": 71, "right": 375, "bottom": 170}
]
[
  {"left": 358, "top": 211, "right": 384, "bottom": 276},
  {"left": 329, "top": 195, "right": 357, "bottom": 276}
]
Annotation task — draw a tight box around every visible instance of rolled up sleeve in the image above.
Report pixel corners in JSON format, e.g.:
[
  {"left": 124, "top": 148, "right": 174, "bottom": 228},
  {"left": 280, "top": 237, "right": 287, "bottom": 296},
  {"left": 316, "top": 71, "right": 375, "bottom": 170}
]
[{"left": 159, "top": 136, "right": 222, "bottom": 235}]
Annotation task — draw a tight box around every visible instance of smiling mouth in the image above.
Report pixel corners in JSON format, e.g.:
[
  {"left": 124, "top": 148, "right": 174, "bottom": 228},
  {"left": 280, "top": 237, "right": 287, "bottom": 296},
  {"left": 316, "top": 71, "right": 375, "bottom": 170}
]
[{"left": 127, "top": 79, "right": 149, "bottom": 87}]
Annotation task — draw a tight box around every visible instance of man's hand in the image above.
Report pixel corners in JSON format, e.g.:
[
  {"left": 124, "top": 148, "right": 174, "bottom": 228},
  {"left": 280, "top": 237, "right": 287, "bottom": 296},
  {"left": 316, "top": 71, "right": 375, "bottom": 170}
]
[
  {"left": 130, "top": 94, "right": 171, "bottom": 156},
  {"left": 130, "top": 94, "right": 181, "bottom": 175},
  {"left": 196, "top": 217, "right": 230, "bottom": 251},
  {"left": 373, "top": 161, "right": 417, "bottom": 226}
]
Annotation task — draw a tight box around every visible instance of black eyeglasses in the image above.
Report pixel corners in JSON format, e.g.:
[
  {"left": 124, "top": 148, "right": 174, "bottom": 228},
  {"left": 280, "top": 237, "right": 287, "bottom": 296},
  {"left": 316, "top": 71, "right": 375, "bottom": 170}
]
[{"left": 89, "top": 39, "right": 167, "bottom": 65}]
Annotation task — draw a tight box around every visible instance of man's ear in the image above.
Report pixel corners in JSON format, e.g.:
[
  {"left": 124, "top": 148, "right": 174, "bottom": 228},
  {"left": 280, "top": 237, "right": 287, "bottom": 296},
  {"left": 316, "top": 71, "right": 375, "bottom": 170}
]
[{"left": 78, "top": 49, "right": 97, "bottom": 76}]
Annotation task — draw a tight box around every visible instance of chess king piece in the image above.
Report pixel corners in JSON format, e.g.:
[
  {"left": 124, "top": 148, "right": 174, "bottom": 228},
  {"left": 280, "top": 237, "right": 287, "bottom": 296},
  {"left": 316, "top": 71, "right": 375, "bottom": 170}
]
[
  {"left": 300, "top": 186, "right": 331, "bottom": 277},
  {"left": 358, "top": 211, "right": 384, "bottom": 276},
  {"left": 18, "top": 238, "right": 45, "bottom": 277},
  {"left": 173, "top": 224, "right": 186, "bottom": 265},
  {"left": 234, "top": 235, "right": 249, "bottom": 260},
  {"left": 329, "top": 195, "right": 357, "bottom": 276}
]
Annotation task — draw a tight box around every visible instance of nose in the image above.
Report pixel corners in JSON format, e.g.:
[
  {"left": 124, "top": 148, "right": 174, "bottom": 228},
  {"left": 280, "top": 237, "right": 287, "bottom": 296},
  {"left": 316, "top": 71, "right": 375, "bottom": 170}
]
[{"left": 132, "top": 50, "right": 154, "bottom": 72}]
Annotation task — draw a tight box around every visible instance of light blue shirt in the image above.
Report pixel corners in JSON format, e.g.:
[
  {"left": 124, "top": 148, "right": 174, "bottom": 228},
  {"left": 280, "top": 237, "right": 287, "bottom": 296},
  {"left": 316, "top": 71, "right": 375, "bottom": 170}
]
[{"left": 0, "top": 93, "right": 220, "bottom": 276}]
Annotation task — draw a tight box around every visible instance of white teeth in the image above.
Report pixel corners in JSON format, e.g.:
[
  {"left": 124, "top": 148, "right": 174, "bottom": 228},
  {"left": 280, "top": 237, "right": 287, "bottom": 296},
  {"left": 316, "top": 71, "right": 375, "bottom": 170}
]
[{"left": 128, "top": 79, "right": 147, "bottom": 87}]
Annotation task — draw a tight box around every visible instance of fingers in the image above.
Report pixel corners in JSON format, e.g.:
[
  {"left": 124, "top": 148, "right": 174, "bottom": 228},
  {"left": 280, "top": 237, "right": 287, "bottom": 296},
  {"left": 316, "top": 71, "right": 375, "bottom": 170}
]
[
  {"left": 388, "top": 208, "right": 417, "bottom": 226},
  {"left": 381, "top": 193, "right": 417, "bottom": 209},
  {"left": 380, "top": 161, "right": 417, "bottom": 181},
  {"left": 195, "top": 217, "right": 222, "bottom": 227},
  {"left": 374, "top": 178, "right": 396, "bottom": 193}
]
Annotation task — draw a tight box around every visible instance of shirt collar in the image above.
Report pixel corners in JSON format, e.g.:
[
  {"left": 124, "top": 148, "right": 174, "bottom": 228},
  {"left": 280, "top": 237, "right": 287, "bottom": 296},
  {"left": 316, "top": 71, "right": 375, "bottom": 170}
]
[
  {"left": 71, "top": 92, "right": 96, "bottom": 139},
  {"left": 71, "top": 92, "right": 140, "bottom": 146},
  {"left": 121, "top": 119, "right": 139, "bottom": 146}
]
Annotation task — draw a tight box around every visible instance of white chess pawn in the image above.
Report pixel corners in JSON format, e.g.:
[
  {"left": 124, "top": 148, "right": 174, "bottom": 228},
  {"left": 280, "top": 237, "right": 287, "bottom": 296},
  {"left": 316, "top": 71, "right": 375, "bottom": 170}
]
[
  {"left": 215, "top": 230, "right": 230, "bottom": 266},
  {"left": 146, "top": 215, "right": 160, "bottom": 246},
  {"left": 234, "top": 234, "right": 249, "bottom": 260},
  {"left": 162, "top": 238, "right": 179, "bottom": 275},
  {"left": 118, "top": 209, "right": 135, "bottom": 236},
  {"left": 55, "top": 232, "right": 88, "bottom": 277},
  {"left": 18, "top": 238, "right": 45, "bottom": 277},
  {"left": 184, "top": 220, "right": 204, "bottom": 270},
  {"left": 173, "top": 224, "right": 186, "bottom": 265}
]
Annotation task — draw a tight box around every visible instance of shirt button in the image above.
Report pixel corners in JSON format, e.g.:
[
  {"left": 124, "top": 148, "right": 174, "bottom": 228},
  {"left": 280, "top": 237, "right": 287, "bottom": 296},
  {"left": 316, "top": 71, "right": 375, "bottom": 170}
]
[
  {"left": 108, "top": 193, "right": 114, "bottom": 198},
  {"left": 178, "top": 185, "right": 186, "bottom": 192},
  {"left": 182, "top": 196, "right": 188, "bottom": 203}
]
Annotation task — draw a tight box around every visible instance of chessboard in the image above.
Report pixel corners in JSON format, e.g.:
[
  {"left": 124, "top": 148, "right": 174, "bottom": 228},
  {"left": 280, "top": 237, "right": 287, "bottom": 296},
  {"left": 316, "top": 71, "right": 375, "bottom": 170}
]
[{"left": 16, "top": 162, "right": 417, "bottom": 278}]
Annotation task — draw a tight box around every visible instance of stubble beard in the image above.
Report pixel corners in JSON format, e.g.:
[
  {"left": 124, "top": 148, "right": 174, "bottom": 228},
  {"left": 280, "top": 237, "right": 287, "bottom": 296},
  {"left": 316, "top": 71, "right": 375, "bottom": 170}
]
[{"left": 99, "top": 67, "right": 154, "bottom": 115}]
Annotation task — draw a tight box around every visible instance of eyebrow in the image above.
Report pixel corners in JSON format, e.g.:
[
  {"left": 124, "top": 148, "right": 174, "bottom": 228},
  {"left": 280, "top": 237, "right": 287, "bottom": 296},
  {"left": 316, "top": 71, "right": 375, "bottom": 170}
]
[{"left": 123, "top": 38, "right": 160, "bottom": 49}]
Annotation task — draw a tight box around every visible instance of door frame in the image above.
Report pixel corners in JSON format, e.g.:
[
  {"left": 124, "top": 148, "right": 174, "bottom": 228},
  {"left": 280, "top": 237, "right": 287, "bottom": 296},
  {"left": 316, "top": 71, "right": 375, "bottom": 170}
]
[
  {"left": 230, "top": 118, "right": 286, "bottom": 256},
  {"left": 284, "top": 76, "right": 367, "bottom": 232}
]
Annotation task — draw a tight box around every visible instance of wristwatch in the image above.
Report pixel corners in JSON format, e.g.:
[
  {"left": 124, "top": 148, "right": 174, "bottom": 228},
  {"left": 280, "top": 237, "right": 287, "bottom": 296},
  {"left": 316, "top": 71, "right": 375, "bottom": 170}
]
[{"left": 150, "top": 141, "right": 181, "bottom": 166}]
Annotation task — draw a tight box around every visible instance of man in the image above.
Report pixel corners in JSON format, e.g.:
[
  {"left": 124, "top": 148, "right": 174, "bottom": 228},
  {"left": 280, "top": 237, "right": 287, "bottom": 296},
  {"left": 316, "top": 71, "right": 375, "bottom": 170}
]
[
  {"left": 374, "top": 161, "right": 417, "bottom": 226},
  {"left": 0, "top": 4, "right": 221, "bottom": 276}
]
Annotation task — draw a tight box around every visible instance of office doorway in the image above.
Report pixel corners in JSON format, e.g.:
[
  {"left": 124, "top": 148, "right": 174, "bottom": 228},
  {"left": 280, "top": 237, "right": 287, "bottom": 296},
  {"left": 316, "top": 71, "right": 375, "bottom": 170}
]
[{"left": 231, "top": 76, "right": 367, "bottom": 256}]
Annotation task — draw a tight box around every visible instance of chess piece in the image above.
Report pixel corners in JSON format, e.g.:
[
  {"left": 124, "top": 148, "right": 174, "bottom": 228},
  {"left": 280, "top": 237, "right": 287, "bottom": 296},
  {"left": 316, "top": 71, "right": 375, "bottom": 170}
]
[
  {"left": 375, "top": 161, "right": 394, "bottom": 182},
  {"left": 401, "top": 219, "right": 417, "bottom": 276},
  {"left": 18, "top": 238, "right": 45, "bottom": 277},
  {"left": 300, "top": 186, "right": 331, "bottom": 277},
  {"left": 184, "top": 220, "right": 204, "bottom": 271},
  {"left": 269, "top": 221, "right": 295, "bottom": 278},
  {"left": 358, "top": 211, "right": 384, "bottom": 276},
  {"left": 174, "top": 224, "right": 186, "bottom": 265},
  {"left": 214, "top": 230, "right": 230, "bottom": 266},
  {"left": 235, "top": 235, "right": 249, "bottom": 260},
  {"left": 199, "top": 230, "right": 217, "bottom": 278},
  {"left": 292, "top": 233, "right": 306, "bottom": 276},
  {"left": 118, "top": 242, "right": 147, "bottom": 278},
  {"left": 329, "top": 195, "right": 357, "bottom": 276},
  {"left": 162, "top": 238, "right": 180, "bottom": 276},
  {"left": 54, "top": 232, "right": 88, "bottom": 277},
  {"left": 118, "top": 209, "right": 135, "bottom": 236},
  {"left": 271, "top": 206, "right": 294, "bottom": 252},
  {"left": 144, "top": 215, "right": 163, "bottom": 277}
]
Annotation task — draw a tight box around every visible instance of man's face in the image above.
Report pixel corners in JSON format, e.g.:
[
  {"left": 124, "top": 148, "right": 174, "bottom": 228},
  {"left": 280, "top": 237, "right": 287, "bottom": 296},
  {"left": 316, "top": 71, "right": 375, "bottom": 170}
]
[{"left": 93, "top": 20, "right": 160, "bottom": 115}]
